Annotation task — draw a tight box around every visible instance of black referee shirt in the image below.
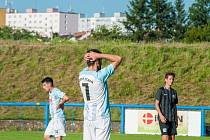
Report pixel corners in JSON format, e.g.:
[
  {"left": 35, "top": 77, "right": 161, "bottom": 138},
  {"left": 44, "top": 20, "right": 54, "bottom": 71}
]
[{"left": 155, "top": 87, "right": 178, "bottom": 122}]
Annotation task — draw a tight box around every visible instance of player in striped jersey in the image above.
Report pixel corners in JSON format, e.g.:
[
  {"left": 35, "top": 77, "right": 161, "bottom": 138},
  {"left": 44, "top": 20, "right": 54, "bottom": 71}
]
[
  {"left": 79, "top": 49, "right": 122, "bottom": 140},
  {"left": 155, "top": 72, "right": 178, "bottom": 140}
]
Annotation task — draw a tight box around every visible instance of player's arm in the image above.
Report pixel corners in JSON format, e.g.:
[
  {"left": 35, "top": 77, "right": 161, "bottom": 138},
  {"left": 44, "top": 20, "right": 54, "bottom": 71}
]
[
  {"left": 175, "top": 91, "right": 178, "bottom": 127},
  {"left": 175, "top": 106, "right": 178, "bottom": 128},
  {"left": 155, "top": 100, "right": 167, "bottom": 123},
  {"left": 84, "top": 52, "right": 122, "bottom": 70},
  {"left": 57, "top": 94, "right": 70, "bottom": 110}
]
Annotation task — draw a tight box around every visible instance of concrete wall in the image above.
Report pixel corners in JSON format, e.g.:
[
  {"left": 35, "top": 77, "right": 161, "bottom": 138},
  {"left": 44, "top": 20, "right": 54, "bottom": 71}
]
[{"left": 0, "top": 120, "right": 120, "bottom": 132}]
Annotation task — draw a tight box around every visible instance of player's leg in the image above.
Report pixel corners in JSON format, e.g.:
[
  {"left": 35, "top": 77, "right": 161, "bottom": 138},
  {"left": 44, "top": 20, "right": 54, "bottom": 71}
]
[
  {"left": 96, "top": 117, "right": 111, "bottom": 140},
  {"left": 96, "top": 128, "right": 111, "bottom": 140},
  {"left": 44, "top": 120, "right": 54, "bottom": 140},
  {"left": 162, "top": 135, "right": 169, "bottom": 140},
  {"left": 83, "top": 119, "right": 96, "bottom": 140},
  {"left": 54, "top": 118, "right": 67, "bottom": 138},
  {"left": 170, "top": 121, "right": 177, "bottom": 140},
  {"left": 170, "top": 135, "right": 175, "bottom": 140},
  {"left": 44, "top": 135, "right": 51, "bottom": 140},
  {"left": 55, "top": 136, "right": 62, "bottom": 140},
  {"left": 159, "top": 121, "right": 170, "bottom": 140}
]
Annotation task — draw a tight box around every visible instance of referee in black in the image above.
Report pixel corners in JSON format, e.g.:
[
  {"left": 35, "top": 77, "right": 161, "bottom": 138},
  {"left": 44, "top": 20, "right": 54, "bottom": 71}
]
[{"left": 155, "top": 72, "right": 178, "bottom": 140}]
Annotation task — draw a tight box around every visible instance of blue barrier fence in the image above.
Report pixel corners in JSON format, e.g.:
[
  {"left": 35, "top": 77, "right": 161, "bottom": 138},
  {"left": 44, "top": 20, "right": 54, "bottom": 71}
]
[{"left": 0, "top": 102, "right": 210, "bottom": 136}]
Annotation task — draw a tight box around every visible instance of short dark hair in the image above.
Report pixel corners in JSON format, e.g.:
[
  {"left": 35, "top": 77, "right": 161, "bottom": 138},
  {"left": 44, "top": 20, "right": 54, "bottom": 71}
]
[
  {"left": 87, "top": 48, "right": 101, "bottom": 54},
  {"left": 165, "top": 72, "right": 175, "bottom": 79},
  {"left": 86, "top": 49, "right": 102, "bottom": 67},
  {"left": 41, "top": 77, "right": 53, "bottom": 86}
]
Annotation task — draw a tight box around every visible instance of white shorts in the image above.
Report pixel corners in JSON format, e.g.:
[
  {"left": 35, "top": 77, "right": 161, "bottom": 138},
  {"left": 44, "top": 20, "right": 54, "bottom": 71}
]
[
  {"left": 44, "top": 118, "right": 66, "bottom": 138},
  {"left": 83, "top": 117, "right": 111, "bottom": 140}
]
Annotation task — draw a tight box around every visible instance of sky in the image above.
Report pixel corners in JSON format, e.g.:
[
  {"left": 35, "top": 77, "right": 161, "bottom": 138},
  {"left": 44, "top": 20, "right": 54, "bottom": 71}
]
[{"left": 0, "top": 0, "right": 195, "bottom": 17}]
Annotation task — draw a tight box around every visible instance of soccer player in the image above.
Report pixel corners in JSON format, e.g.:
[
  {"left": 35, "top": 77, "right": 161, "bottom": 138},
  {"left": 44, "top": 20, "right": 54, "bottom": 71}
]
[
  {"left": 79, "top": 49, "right": 122, "bottom": 140},
  {"left": 155, "top": 72, "right": 178, "bottom": 140},
  {"left": 41, "top": 77, "right": 69, "bottom": 140}
]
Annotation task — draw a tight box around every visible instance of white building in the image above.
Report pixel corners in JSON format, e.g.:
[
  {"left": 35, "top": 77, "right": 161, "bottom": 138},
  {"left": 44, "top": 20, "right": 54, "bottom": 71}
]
[
  {"left": 6, "top": 8, "right": 79, "bottom": 37},
  {"left": 79, "top": 12, "right": 127, "bottom": 32}
]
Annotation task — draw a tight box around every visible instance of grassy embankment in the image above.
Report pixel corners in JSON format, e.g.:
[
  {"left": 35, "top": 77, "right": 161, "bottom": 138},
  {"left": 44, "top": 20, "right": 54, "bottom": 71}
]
[{"left": 0, "top": 40, "right": 210, "bottom": 122}]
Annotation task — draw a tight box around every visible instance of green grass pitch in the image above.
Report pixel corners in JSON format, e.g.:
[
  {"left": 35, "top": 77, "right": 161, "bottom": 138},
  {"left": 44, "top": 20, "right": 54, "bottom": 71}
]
[{"left": 0, "top": 131, "right": 210, "bottom": 140}]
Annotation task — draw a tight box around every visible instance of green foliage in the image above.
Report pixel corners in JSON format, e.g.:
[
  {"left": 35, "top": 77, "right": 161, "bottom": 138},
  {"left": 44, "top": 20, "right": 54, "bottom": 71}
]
[
  {"left": 174, "top": 0, "right": 187, "bottom": 40},
  {"left": 183, "top": 25, "right": 210, "bottom": 42},
  {"left": 123, "top": 0, "right": 151, "bottom": 41},
  {"left": 124, "top": 0, "right": 177, "bottom": 41},
  {"left": 123, "top": 0, "right": 209, "bottom": 42},
  {"left": 150, "top": 0, "right": 176, "bottom": 40},
  {"left": 92, "top": 25, "right": 126, "bottom": 41},
  {"left": 189, "top": 0, "right": 210, "bottom": 27},
  {"left": 0, "top": 26, "right": 42, "bottom": 41}
]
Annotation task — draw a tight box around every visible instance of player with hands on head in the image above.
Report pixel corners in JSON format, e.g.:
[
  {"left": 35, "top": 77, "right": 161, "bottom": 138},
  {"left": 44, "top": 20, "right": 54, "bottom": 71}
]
[{"left": 79, "top": 49, "right": 122, "bottom": 140}]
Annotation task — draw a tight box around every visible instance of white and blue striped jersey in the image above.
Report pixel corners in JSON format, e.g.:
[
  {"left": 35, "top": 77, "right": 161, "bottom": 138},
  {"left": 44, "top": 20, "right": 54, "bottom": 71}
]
[
  {"left": 49, "top": 87, "right": 65, "bottom": 119},
  {"left": 79, "top": 64, "right": 115, "bottom": 121}
]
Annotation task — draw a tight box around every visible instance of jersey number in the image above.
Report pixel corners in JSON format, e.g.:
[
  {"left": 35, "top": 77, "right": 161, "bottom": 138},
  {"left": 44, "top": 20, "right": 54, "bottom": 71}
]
[{"left": 82, "top": 83, "right": 90, "bottom": 101}]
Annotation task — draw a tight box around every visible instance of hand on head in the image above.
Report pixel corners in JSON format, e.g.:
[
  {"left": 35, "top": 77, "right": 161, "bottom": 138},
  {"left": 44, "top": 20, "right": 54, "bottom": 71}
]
[{"left": 84, "top": 52, "right": 99, "bottom": 62}]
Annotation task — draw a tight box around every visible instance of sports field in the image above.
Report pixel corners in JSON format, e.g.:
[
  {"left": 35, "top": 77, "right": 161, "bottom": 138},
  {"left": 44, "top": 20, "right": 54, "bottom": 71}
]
[{"left": 0, "top": 131, "right": 210, "bottom": 140}]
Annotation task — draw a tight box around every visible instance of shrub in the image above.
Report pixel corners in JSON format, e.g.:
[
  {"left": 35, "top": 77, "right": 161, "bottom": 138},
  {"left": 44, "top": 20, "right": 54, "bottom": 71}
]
[
  {"left": 91, "top": 25, "right": 127, "bottom": 41},
  {"left": 183, "top": 25, "right": 210, "bottom": 43}
]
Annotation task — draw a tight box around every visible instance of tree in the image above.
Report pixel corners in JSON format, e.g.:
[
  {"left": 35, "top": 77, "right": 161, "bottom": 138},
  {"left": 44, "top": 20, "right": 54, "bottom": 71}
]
[
  {"left": 123, "top": 0, "right": 150, "bottom": 42},
  {"left": 174, "top": 0, "right": 187, "bottom": 40},
  {"left": 0, "top": 26, "right": 13, "bottom": 39},
  {"left": 92, "top": 25, "right": 124, "bottom": 40},
  {"left": 189, "top": 0, "right": 210, "bottom": 27},
  {"left": 150, "top": 0, "right": 176, "bottom": 40},
  {"left": 183, "top": 25, "right": 210, "bottom": 42},
  {"left": 0, "top": 26, "right": 41, "bottom": 40}
]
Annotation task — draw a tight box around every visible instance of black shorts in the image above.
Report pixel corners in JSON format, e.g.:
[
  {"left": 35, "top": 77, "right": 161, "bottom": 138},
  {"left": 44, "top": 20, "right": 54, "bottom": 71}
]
[{"left": 159, "top": 120, "right": 177, "bottom": 136}]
